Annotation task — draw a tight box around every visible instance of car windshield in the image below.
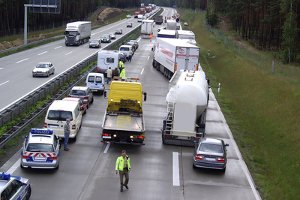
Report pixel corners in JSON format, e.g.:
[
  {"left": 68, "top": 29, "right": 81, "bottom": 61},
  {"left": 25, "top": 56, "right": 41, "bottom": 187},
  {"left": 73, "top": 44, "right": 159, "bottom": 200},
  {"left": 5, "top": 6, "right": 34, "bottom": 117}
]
[
  {"left": 199, "top": 143, "right": 223, "bottom": 154},
  {"left": 36, "top": 64, "right": 49, "bottom": 68},
  {"left": 26, "top": 143, "right": 54, "bottom": 152},
  {"left": 70, "top": 90, "right": 86, "bottom": 96},
  {"left": 120, "top": 47, "right": 129, "bottom": 51},
  {"left": 47, "top": 110, "right": 73, "bottom": 121}
]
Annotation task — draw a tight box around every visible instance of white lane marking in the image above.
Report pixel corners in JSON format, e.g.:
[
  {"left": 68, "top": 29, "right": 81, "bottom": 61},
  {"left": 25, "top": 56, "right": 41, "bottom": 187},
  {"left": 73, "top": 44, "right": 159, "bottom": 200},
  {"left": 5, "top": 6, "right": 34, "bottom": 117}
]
[
  {"left": 140, "top": 68, "right": 144, "bottom": 75},
  {"left": 54, "top": 46, "right": 62, "bottom": 49},
  {"left": 0, "top": 80, "right": 9, "bottom": 86},
  {"left": 65, "top": 51, "right": 73, "bottom": 55},
  {"left": 173, "top": 152, "right": 180, "bottom": 186},
  {"left": 104, "top": 142, "right": 110, "bottom": 153},
  {"left": 137, "top": 37, "right": 141, "bottom": 42},
  {"left": 7, "top": 159, "right": 20, "bottom": 174},
  {"left": 147, "top": 56, "right": 150, "bottom": 60},
  {"left": 0, "top": 68, "right": 3, "bottom": 70},
  {"left": 38, "top": 51, "right": 47, "bottom": 55},
  {"left": 16, "top": 58, "right": 29, "bottom": 63}
]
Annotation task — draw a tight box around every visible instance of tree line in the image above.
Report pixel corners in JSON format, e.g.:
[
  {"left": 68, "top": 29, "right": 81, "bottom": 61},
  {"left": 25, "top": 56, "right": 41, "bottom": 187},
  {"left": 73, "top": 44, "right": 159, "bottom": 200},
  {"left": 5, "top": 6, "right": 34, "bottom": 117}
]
[
  {"left": 174, "top": 0, "right": 300, "bottom": 63},
  {"left": 0, "top": 0, "right": 140, "bottom": 38}
]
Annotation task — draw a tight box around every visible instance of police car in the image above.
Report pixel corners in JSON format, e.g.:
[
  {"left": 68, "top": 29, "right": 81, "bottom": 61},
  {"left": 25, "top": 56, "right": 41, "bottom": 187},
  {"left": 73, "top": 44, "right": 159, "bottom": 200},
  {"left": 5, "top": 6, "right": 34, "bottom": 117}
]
[
  {"left": 0, "top": 172, "right": 31, "bottom": 200},
  {"left": 20, "top": 128, "right": 60, "bottom": 169}
]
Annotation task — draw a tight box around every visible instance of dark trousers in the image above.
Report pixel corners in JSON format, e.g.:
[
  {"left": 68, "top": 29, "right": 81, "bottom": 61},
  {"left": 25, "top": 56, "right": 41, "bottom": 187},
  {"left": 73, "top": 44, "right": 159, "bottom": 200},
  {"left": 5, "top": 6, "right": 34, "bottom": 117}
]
[{"left": 119, "top": 168, "right": 129, "bottom": 187}]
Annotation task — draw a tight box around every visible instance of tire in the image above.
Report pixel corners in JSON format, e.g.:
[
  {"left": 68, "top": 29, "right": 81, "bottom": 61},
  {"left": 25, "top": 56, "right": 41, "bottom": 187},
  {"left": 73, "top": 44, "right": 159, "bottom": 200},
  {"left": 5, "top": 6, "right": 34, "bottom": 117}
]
[
  {"left": 221, "top": 167, "right": 226, "bottom": 173},
  {"left": 25, "top": 185, "right": 31, "bottom": 200},
  {"left": 54, "top": 164, "right": 59, "bottom": 170},
  {"left": 91, "top": 97, "right": 94, "bottom": 104},
  {"left": 20, "top": 162, "right": 25, "bottom": 169}
]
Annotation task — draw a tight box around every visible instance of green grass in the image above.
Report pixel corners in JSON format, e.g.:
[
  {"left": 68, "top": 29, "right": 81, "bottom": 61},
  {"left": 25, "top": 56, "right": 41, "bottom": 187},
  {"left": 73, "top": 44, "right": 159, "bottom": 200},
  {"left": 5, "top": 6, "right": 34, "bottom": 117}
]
[{"left": 179, "top": 9, "right": 300, "bottom": 200}]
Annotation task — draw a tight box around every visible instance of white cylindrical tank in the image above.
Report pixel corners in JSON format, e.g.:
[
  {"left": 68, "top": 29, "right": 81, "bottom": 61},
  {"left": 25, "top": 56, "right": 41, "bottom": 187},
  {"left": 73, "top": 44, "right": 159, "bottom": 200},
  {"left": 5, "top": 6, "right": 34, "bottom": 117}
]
[{"left": 166, "top": 70, "right": 208, "bottom": 117}]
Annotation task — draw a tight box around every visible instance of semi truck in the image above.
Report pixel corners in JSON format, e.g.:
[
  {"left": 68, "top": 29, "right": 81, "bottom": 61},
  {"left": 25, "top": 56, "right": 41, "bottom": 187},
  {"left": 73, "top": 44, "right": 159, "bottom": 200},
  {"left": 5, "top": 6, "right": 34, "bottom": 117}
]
[
  {"left": 101, "top": 79, "right": 147, "bottom": 144},
  {"left": 152, "top": 38, "right": 200, "bottom": 79},
  {"left": 162, "top": 70, "right": 209, "bottom": 146},
  {"left": 177, "top": 30, "right": 197, "bottom": 45},
  {"left": 154, "top": 15, "right": 163, "bottom": 25},
  {"left": 64, "top": 21, "right": 91, "bottom": 46},
  {"left": 166, "top": 20, "right": 177, "bottom": 30},
  {"left": 141, "top": 20, "right": 154, "bottom": 39}
]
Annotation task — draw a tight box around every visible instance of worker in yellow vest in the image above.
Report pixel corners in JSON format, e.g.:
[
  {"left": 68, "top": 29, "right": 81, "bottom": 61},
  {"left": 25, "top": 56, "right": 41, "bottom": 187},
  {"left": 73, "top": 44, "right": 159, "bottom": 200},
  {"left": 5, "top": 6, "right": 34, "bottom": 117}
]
[
  {"left": 119, "top": 67, "right": 126, "bottom": 80},
  {"left": 115, "top": 150, "right": 131, "bottom": 192}
]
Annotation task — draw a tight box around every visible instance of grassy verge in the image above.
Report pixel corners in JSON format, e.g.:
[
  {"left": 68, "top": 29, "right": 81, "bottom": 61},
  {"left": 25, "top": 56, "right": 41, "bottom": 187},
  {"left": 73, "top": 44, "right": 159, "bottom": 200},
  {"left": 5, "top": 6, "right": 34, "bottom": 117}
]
[{"left": 179, "top": 9, "right": 300, "bottom": 200}]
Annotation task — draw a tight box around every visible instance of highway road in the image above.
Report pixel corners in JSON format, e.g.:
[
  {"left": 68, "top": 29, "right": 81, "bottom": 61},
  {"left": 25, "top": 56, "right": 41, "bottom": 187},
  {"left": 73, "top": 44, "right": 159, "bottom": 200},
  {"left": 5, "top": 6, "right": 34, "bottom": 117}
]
[
  {"left": 0, "top": 7, "right": 261, "bottom": 200},
  {"left": 0, "top": 8, "right": 160, "bottom": 111}
]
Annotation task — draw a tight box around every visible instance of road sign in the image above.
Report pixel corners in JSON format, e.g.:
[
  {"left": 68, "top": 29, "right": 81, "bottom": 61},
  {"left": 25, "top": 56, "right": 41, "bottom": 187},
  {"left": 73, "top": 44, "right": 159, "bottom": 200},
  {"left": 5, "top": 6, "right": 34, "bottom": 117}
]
[{"left": 28, "top": 0, "right": 60, "bottom": 14}]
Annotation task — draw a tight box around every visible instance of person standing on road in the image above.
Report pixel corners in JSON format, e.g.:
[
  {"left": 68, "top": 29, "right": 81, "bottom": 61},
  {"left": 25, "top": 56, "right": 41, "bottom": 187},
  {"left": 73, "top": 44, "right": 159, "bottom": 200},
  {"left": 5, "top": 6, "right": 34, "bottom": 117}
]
[
  {"left": 106, "top": 67, "right": 112, "bottom": 84},
  {"left": 115, "top": 150, "right": 131, "bottom": 192},
  {"left": 119, "top": 67, "right": 126, "bottom": 80},
  {"left": 64, "top": 118, "right": 70, "bottom": 151},
  {"left": 127, "top": 54, "right": 132, "bottom": 63}
]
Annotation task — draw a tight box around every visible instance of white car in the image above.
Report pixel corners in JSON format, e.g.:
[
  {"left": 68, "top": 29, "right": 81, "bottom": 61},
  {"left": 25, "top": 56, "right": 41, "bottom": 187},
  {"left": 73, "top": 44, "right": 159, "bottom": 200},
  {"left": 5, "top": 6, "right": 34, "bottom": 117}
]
[
  {"left": 109, "top": 33, "right": 116, "bottom": 40},
  {"left": 32, "top": 62, "right": 55, "bottom": 77},
  {"left": 21, "top": 128, "right": 60, "bottom": 169}
]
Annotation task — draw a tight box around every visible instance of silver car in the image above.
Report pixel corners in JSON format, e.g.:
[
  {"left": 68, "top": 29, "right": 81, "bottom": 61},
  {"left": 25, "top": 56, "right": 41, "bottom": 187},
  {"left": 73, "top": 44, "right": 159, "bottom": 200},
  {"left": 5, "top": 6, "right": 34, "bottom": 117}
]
[
  {"left": 0, "top": 172, "right": 31, "bottom": 200},
  {"left": 21, "top": 128, "right": 60, "bottom": 169},
  {"left": 32, "top": 62, "right": 55, "bottom": 77},
  {"left": 193, "top": 138, "right": 229, "bottom": 172},
  {"left": 89, "top": 39, "right": 101, "bottom": 48},
  {"left": 109, "top": 33, "right": 116, "bottom": 40}
]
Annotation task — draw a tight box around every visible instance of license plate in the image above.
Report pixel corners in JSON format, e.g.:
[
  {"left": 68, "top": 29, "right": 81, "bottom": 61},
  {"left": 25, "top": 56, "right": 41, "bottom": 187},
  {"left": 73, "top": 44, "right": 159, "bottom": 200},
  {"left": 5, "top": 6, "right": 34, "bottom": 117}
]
[
  {"left": 103, "top": 136, "right": 111, "bottom": 139},
  {"left": 205, "top": 158, "right": 216, "bottom": 161}
]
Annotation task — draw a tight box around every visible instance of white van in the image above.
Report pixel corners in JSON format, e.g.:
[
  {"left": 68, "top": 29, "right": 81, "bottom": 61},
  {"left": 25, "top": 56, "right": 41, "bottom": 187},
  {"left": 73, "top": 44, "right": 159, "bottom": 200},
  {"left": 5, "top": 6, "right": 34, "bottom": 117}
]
[
  {"left": 137, "top": 14, "right": 144, "bottom": 22},
  {"left": 119, "top": 45, "right": 133, "bottom": 58},
  {"left": 44, "top": 100, "right": 83, "bottom": 139},
  {"left": 86, "top": 72, "right": 105, "bottom": 94}
]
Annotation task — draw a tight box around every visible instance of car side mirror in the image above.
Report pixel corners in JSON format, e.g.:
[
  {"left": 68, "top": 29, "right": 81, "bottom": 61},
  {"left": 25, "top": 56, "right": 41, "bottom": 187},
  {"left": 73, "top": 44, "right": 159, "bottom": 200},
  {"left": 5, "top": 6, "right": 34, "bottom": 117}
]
[{"left": 143, "top": 92, "right": 147, "bottom": 101}]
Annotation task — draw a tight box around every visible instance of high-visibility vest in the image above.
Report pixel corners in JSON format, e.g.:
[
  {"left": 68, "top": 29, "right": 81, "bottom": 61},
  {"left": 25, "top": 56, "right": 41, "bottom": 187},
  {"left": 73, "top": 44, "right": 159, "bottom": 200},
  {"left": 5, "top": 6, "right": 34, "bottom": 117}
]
[
  {"left": 120, "top": 69, "right": 126, "bottom": 79},
  {"left": 115, "top": 156, "right": 131, "bottom": 171}
]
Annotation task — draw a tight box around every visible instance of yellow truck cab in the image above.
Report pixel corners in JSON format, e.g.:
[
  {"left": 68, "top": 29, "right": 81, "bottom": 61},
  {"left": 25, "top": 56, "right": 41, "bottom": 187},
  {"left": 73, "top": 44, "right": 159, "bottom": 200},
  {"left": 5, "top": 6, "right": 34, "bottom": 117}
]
[{"left": 102, "top": 79, "right": 147, "bottom": 144}]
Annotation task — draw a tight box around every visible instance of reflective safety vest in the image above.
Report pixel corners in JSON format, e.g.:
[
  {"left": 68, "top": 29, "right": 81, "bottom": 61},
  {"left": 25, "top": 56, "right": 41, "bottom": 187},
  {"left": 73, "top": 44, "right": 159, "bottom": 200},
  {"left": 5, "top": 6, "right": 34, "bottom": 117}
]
[
  {"left": 115, "top": 156, "right": 131, "bottom": 171},
  {"left": 119, "top": 60, "right": 124, "bottom": 69},
  {"left": 120, "top": 69, "right": 126, "bottom": 79}
]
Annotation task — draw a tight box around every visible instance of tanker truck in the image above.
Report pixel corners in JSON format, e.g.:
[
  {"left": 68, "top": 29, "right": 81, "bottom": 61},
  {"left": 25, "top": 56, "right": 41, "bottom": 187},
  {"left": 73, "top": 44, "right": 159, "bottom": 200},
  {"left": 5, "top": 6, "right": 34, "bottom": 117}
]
[{"left": 162, "top": 70, "right": 209, "bottom": 146}]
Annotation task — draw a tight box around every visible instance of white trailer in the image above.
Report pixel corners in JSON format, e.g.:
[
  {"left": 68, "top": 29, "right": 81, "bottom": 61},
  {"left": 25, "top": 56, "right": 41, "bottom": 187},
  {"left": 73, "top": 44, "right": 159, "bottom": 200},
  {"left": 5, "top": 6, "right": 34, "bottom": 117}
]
[
  {"left": 141, "top": 19, "right": 154, "bottom": 39},
  {"left": 64, "top": 21, "right": 91, "bottom": 46},
  {"left": 157, "top": 29, "right": 177, "bottom": 39},
  {"left": 177, "top": 30, "right": 197, "bottom": 45},
  {"left": 166, "top": 20, "right": 177, "bottom": 30},
  {"left": 96, "top": 50, "right": 120, "bottom": 76},
  {"left": 162, "top": 70, "right": 209, "bottom": 146},
  {"left": 152, "top": 38, "right": 200, "bottom": 79}
]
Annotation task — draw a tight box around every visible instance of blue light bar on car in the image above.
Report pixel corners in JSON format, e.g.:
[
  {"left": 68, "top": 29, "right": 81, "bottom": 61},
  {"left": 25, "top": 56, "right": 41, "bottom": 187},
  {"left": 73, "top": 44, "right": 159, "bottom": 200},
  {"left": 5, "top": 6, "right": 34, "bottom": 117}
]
[
  {"left": 30, "top": 128, "right": 53, "bottom": 135},
  {"left": 0, "top": 172, "right": 11, "bottom": 180}
]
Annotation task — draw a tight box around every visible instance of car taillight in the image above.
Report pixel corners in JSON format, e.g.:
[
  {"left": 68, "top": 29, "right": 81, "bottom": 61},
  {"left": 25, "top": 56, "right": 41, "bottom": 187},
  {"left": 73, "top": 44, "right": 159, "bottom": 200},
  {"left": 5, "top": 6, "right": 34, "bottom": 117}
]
[
  {"left": 84, "top": 96, "right": 89, "bottom": 99},
  {"left": 102, "top": 133, "right": 110, "bottom": 137},
  {"left": 217, "top": 157, "right": 225, "bottom": 163},
  {"left": 137, "top": 135, "right": 144, "bottom": 140},
  {"left": 22, "top": 152, "right": 30, "bottom": 159},
  {"left": 49, "top": 154, "right": 57, "bottom": 160},
  {"left": 44, "top": 123, "right": 48, "bottom": 128},
  {"left": 72, "top": 124, "right": 76, "bottom": 129},
  {"left": 194, "top": 154, "right": 204, "bottom": 160}
]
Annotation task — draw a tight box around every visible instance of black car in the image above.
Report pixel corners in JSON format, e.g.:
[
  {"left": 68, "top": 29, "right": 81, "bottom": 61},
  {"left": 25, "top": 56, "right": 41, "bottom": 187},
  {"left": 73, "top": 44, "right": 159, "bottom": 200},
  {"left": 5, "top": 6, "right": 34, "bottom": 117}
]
[
  {"left": 193, "top": 138, "right": 229, "bottom": 172},
  {"left": 89, "top": 39, "right": 101, "bottom": 48},
  {"left": 126, "top": 22, "right": 133, "bottom": 28}
]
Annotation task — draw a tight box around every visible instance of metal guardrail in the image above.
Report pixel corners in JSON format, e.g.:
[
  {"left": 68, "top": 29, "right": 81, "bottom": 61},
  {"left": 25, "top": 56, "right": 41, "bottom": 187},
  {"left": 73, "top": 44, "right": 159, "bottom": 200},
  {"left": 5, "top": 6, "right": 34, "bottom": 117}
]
[{"left": 0, "top": 8, "right": 161, "bottom": 148}]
